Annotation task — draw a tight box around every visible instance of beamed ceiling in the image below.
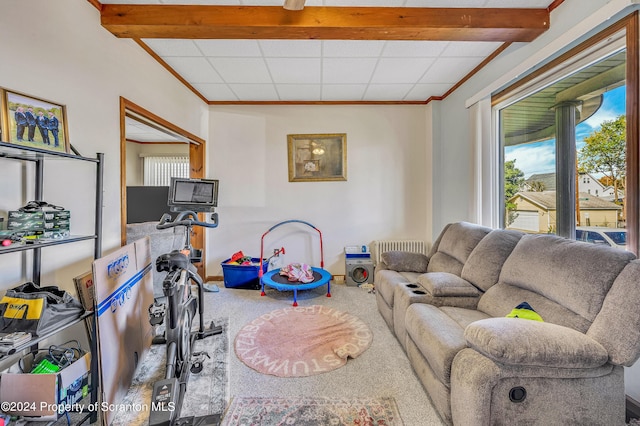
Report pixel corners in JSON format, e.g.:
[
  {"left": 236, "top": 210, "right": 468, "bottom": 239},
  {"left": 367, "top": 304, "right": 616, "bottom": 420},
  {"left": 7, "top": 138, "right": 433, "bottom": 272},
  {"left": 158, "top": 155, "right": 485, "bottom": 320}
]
[{"left": 94, "top": 0, "right": 562, "bottom": 104}]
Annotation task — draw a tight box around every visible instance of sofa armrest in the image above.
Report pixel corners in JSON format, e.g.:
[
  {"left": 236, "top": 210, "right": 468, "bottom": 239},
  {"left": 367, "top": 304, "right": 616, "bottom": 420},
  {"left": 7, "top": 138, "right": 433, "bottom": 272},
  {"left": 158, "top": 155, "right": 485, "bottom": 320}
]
[
  {"left": 464, "top": 318, "right": 608, "bottom": 368},
  {"left": 380, "top": 250, "right": 429, "bottom": 273},
  {"left": 417, "top": 272, "right": 482, "bottom": 297}
]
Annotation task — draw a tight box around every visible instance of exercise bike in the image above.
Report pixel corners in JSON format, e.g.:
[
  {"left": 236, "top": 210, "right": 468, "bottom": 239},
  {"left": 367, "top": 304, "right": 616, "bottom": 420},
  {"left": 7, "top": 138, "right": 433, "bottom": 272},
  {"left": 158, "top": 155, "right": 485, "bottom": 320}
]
[{"left": 147, "top": 207, "right": 222, "bottom": 426}]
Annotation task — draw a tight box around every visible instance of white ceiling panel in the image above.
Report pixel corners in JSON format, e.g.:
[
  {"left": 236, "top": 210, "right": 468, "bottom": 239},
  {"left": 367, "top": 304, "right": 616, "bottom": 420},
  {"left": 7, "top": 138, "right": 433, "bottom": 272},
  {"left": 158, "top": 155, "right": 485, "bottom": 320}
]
[
  {"left": 195, "top": 39, "right": 262, "bottom": 57},
  {"left": 163, "top": 57, "right": 224, "bottom": 83},
  {"left": 363, "top": 84, "right": 413, "bottom": 101},
  {"left": 143, "top": 39, "right": 202, "bottom": 57},
  {"left": 382, "top": 41, "right": 449, "bottom": 58},
  {"left": 267, "top": 58, "right": 322, "bottom": 84},
  {"left": 112, "top": 0, "right": 556, "bottom": 102},
  {"left": 322, "top": 40, "right": 385, "bottom": 57},
  {"left": 323, "top": 58, "right": 378, "bottom": 84},
  {"left": 276, "top": 84, "right": 322, "bottom": 100},
  {"left": 209, "top": 57, "right": 272, "bottom": 83},
  {"left": 322, "top": 84, "right": 368, "bottom": 101},
  {"left": 229, "top": 84, "right": 280, "bottom": 100},
  {"left": 370, "top": 58, "right": 435, "bottom": 84},
  {"left": 419, "top": 57, "right": 485, "bottom": 84},
  {"left": 193, "top": 83, "right": 239, "bottom": 100},
  {"left": 260, "top": 40, "right": 322, "bottom": 57}
]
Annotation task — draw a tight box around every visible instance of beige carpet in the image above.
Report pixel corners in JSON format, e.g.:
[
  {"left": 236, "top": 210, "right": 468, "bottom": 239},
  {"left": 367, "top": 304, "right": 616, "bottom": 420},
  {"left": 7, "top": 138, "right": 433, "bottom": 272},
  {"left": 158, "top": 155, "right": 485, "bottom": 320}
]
[{"left": 234, "top": 305, "right": 372, "bottom": 377}]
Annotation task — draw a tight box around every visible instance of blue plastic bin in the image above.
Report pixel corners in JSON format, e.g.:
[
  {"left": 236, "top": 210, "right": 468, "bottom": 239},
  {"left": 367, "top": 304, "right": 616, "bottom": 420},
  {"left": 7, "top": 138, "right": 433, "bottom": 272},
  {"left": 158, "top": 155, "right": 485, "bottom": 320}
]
[{"left": 221, "top": 257, "right": 268, "bottom": 289}]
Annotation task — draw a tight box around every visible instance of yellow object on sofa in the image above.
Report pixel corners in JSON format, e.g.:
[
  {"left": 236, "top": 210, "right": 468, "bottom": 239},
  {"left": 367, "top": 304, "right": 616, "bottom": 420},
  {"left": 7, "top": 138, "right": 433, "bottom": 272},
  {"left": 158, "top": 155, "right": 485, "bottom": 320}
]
[{"left": 506, "top": 301, "right": 544, "bottom": 322}]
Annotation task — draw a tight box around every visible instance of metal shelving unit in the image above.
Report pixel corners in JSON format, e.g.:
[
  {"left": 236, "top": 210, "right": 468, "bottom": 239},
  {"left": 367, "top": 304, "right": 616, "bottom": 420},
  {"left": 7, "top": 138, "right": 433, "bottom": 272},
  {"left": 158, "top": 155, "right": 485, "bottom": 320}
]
[{"left": 0, "top": 141, "right": 103, "bottom": 424}]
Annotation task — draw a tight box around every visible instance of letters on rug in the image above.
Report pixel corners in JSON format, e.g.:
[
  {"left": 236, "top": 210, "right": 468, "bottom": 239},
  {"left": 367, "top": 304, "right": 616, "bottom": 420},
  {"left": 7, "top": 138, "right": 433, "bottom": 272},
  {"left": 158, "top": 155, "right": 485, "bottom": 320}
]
[
  {"left": 221, "top": 396, "right": 403, "bottom": 426},
  {"left": 234, "top": 305, "right": 373, "bottom": 377}
]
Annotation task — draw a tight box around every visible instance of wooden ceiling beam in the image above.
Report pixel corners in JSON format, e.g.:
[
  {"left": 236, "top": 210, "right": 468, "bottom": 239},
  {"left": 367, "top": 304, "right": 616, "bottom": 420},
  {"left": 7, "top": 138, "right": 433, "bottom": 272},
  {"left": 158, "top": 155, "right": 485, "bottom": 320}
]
[{"left": 100, "top": 5, "right": 549, "bottom": 42}]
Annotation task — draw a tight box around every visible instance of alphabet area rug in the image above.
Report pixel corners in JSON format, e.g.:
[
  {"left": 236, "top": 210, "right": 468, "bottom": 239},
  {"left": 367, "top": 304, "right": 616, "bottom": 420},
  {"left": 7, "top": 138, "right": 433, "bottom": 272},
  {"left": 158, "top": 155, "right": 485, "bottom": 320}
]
[
  {"left": 234, "top": 305, "right": 373, "bottom": 377},
  {"left": 221, "top": 396, "right": 404, "bottom": 426}
]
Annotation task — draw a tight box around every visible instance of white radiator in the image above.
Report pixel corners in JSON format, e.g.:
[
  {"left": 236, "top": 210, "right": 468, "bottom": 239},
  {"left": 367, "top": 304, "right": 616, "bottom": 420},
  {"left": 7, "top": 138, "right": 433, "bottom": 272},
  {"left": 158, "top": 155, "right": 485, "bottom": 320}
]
[{"left": 372, "top": 240, "right": 428, "bottom": 266}]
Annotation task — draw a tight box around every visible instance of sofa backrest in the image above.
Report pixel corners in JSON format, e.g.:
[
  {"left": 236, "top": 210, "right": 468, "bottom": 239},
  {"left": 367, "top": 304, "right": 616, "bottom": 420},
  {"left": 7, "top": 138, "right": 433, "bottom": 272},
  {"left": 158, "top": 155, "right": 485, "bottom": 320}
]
[
  {"left": 461, "top": 229, "right": 524, "bottom": 292},
  {"left": 588, "top": 259, "right": 640, "bottom": 366},
  {"left": 478, "top": 234, "right": 635, "bottom": 333},
  {"left": 427, "top": 222, "right": 492, "bottom": 276}
]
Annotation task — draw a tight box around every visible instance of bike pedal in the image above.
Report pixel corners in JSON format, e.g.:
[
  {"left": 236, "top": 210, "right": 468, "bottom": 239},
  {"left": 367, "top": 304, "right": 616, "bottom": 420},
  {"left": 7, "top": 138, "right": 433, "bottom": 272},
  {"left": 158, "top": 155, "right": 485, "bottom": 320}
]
[{"left": 148, "top": 302, "right": 166, "bottom": 326}]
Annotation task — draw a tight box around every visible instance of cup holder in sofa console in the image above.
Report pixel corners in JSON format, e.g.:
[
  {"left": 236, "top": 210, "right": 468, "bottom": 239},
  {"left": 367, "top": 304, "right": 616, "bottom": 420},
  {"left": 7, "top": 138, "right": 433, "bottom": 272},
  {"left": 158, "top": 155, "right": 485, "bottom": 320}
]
[
  {"left": 406, "top": 284, "right": 419, "bottom": 288},
  {"left": 412, "top": 290, "right": 426, "bottom": 295}
]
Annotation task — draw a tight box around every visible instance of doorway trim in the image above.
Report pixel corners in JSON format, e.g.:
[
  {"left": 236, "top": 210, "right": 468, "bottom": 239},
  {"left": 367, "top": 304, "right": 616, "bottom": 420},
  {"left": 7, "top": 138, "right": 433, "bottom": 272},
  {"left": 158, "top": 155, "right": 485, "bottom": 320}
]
[{"left": 119, "top": 97, "right": 208, "bottom": 277}]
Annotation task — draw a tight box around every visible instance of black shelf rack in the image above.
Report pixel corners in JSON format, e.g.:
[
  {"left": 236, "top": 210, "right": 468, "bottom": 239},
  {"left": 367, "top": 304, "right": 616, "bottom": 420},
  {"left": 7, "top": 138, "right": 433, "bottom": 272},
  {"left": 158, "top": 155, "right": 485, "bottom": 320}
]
[{"left": 0, "top": 141, "right": 104, "bottom": 424}]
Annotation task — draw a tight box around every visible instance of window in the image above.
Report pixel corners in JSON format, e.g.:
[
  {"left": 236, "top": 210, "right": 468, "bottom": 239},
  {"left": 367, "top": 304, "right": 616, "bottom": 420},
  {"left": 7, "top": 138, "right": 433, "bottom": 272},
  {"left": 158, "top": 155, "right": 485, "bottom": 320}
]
[
  {"left": 494, "top": 16, "right": 637, "bottom": 253},
  {"left": 143, "top": 156, "right": 189, "bottom": 186}
]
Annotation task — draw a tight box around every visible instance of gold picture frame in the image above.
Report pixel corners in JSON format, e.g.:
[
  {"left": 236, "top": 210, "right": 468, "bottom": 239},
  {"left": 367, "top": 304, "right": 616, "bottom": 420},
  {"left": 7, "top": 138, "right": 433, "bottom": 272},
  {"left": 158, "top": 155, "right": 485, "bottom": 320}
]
[
  {"left": 1, "top": 88, "right": 69, "bottom": 153},
  {"left": 287, "top": 133, "right": 347, "bottom": 182}
]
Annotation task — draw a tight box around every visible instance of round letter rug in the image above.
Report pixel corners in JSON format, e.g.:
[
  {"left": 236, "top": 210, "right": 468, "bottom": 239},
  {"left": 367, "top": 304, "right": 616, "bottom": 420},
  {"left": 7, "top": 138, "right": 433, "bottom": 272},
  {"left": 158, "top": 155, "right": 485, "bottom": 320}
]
[{"left": 234, "top": 305, "right": 373, "bottom": 377}]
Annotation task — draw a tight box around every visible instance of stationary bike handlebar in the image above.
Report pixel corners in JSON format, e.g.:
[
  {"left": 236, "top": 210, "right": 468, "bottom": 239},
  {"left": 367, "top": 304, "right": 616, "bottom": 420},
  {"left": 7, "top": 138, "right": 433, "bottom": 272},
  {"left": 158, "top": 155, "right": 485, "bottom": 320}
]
[{"left": 156, "top": 210, "right": 219, "bottom": 230}]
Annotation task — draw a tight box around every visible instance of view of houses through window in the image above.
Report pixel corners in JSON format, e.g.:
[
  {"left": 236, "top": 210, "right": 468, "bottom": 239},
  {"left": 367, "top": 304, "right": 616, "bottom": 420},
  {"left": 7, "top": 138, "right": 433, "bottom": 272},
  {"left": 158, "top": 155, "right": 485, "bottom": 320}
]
[{"left": 500, "top": 43, "right": 627, "bottom": 250}]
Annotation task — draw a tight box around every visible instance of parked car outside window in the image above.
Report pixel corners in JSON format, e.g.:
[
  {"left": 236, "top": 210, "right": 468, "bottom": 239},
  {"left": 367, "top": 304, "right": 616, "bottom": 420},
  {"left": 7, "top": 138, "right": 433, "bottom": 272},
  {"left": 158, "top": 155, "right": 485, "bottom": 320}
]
[{"left": 576, "top": 226, "right": 627, "bottom": 250}]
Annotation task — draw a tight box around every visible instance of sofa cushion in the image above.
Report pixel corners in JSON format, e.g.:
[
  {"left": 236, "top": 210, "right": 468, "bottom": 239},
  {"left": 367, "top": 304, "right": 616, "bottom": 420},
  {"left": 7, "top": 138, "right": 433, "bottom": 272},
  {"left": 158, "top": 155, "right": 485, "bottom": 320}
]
[
  {"left": 375, "top": 269, "right": 412, "bottom": 307},
  {"left": 465, "top": 318, "right": 609, "bottom": 368},
  {"left": 478, "top": 283, "right": 592, "bottom": 332},
  {"left": 589, "top": 260, "right": 640, "bottom": 366},
  {"left": 497, "top": 234, "right": 634, "bottom": 323},
  {"left": 427, "top": 222, "right": 491, "bottom": 275},
  {"left": 405, "top": 304, "right": 489, "bottom": 385},
  {"left": 417, "top": 272, "right": 482, "bottom": 297},
  {"left": 461, "top": 229, "right": 524, "bottom": 292},
  {"left": 381, "top": 251, "right": 429, "bottom": 273}
]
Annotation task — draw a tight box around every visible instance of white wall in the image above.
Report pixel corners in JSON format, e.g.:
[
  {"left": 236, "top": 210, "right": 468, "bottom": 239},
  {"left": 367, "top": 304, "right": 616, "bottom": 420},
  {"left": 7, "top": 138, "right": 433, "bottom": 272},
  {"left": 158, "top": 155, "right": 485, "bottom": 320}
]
[
  {"left": 435, "top": 0, "right": 640, "bottom": 402},
  {"left": 206, "top": 105, "right": 429, "bottom": 276},
  {"left": 0, "top": 0, "right": 208, "bottom": 293}
]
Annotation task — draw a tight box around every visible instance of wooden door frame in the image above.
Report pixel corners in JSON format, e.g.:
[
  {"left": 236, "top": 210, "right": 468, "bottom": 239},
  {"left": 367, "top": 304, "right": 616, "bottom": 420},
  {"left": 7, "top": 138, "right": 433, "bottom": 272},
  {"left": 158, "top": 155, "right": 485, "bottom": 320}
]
[{"left": 119, "top": 97, "right": 209, "bottom": 277}]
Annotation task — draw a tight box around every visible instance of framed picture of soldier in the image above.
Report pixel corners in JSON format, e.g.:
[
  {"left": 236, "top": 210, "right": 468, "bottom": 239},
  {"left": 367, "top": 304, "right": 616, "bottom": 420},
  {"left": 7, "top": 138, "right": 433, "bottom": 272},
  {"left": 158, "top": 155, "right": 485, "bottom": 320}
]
[{"left": 1, "top": 88, "right": 69, "bottom": 153}]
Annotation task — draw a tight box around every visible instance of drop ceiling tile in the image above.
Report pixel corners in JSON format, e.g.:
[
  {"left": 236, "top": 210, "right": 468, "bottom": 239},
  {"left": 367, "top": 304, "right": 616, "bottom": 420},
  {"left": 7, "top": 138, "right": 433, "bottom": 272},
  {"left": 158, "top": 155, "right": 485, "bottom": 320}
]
[
  {"left": 163, "top": 57, "right": 223, "bottom": 83},
  {"left": 362, "top": 84, "right": 413, "bottom": 101},
  {"left": 323, "top": 58, "right": 377, "bottom": 84},
  {"left": 259, "top": 40, "right": 322, "bottom": 57},
  {"left": 442, "top": 41, "right": 503, "bottom": 57},
  {"left": 322, "top": 40, "right": 385, "bottom": 57},
  {"left": 229, "top": 84, "right": 279, "bottom": 101},
  {"left": 405, "top": 83, "right": 452, "bottom": 100},
  {"left": 193, "top": 83, "right": 238, "bottom": 101},
  {"left": 209, "top": 57, "right": 272, "bottom": 83},
  {"left": 370, "top": 58, "right": 435, "bottom": 84},
  {"left": 195, "top": 40, "right": 262, "bottom": 57},
  {"left": 143, "top": 39, "right": 202, "bottom": 57},
  {"left": 382, "top": 41, "right": 449, "bottom": 58},
  {"left": 266, "top": 58, "right": 321, "bottom": 84},
  {"left": 420, "top": 57, "right": 482, "bottom": 84},
  {"left": 322, "top": 85, "right": 367, "bottom": 101},
  {"left": 276, "top": 85, "right": 322, "bottom": 101}
]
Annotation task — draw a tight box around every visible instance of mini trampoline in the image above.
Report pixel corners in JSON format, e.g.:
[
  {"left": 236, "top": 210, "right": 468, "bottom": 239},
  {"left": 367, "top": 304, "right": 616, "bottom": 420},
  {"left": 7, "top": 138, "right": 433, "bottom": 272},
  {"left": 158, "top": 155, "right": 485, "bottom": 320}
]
[{"left": 259, "top": 220, "right": 332, "bottom": 306}]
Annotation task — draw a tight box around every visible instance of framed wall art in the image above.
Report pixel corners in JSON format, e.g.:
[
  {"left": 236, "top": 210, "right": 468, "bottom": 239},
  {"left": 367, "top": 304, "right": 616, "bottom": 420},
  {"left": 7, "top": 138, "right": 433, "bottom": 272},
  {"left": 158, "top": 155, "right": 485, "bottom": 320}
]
[
  {"left": 287, "top": 133, "right": 347, "bottom": 182},
  {"left": 1, "top": 88, "right": 69, "bottom": 153}
]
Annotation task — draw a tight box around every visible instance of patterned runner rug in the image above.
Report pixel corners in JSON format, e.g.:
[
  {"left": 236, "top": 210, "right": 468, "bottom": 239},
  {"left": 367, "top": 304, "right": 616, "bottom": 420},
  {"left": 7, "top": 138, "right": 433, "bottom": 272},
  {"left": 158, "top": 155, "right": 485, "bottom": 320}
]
[
  {"left": 110, "top": 317, "right": 229, "bottom": 426},
  {"left": 221, "top": 396, "right": 404, "bottom": 426}
]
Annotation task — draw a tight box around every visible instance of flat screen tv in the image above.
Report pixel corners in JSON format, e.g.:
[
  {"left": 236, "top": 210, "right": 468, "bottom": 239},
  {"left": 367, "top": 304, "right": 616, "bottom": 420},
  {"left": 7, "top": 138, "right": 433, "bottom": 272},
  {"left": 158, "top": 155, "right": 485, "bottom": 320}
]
[{"left": 168, "top": 177, "right": 219, "bottom": 212}]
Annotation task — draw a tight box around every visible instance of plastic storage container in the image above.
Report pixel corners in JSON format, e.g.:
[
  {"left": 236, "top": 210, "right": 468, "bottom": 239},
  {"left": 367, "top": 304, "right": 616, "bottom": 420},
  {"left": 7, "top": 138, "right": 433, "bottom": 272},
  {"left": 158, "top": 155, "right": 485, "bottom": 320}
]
[{"left": 221, "top": 257, "right": 268, "bottom": 289}]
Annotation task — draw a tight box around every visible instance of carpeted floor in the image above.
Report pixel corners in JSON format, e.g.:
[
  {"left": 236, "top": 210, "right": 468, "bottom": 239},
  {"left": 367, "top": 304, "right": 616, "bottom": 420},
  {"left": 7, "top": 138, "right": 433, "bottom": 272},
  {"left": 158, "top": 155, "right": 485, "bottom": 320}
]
[
  {"left": 213, "top": 282, "right": 444, "bottom": 426},
  {"left": 220, "top": 396, "right": 403, "bottom": 426}
]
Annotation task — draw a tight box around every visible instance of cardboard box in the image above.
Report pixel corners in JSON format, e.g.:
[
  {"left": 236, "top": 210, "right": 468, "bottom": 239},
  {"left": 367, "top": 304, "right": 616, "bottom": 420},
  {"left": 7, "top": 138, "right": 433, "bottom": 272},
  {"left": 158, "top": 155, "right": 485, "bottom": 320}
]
[
  {"left": 0, "top": 352, "right": 91, "bottom": 420},
  {"left": 7, "top": 211, "right": 70, "bottom": 235}
]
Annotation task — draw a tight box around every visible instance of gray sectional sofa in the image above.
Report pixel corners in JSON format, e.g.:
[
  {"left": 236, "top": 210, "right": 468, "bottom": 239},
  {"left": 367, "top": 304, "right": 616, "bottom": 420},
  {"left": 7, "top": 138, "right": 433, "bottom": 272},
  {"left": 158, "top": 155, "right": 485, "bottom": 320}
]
[{"left": 375, "top": 222, "right": 640, "bottom": 425}]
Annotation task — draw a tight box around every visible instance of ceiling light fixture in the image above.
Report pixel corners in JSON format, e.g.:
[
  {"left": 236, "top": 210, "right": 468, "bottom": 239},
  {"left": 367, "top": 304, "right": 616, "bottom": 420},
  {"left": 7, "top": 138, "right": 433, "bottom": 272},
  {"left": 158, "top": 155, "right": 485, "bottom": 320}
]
[{"left": 283, "top": 0, "right": 305, "bottom": 11}]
